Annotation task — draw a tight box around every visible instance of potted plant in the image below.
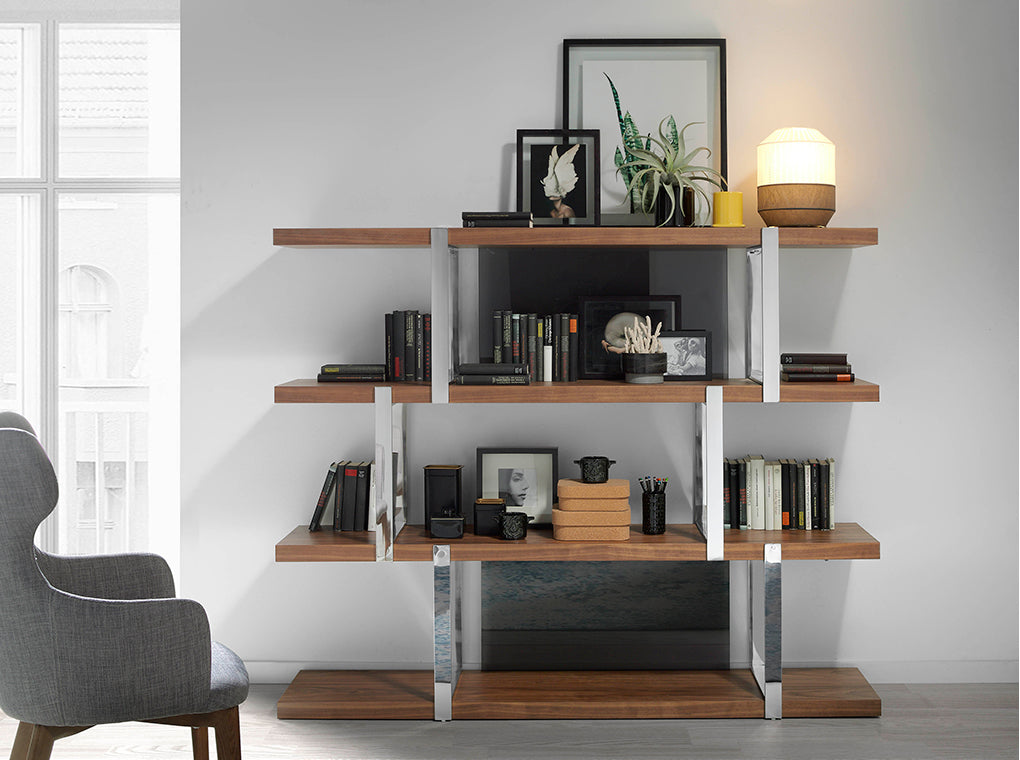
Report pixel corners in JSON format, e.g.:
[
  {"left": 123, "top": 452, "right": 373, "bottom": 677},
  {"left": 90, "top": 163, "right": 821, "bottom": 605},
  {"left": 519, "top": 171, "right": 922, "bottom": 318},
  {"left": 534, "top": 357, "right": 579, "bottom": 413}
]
[
  {"left": 619, "top": 116, "right": 727, "bottom": 227},
  {"left": 619, "top": 314, "right": 667, "bottom": 384}
]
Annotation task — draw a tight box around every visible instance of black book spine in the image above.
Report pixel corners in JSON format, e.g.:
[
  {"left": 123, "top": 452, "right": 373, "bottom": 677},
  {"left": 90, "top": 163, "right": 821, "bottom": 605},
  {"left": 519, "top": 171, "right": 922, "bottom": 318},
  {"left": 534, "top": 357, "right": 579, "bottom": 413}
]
[
  {"left": 781, "top": 460, "right": 792, "bottom": 529},
  {"left": 810, "top": 460, "right": 820, "bottom": 530},
  {"left": 423, "top": 313, "right": 431, "bottom": 382},
  {"left": 354, "top": 462, "right": 370, "bottom": 531},
  {"left": 332, "top": 460, "right": 348, "bottom": 531},
  {"left": 737, "top": 459, "right": 747, "bottom": 529},
  {"left": 454, "top": 374, "right": 531, "bottom": 385},
  {"left": 391, "top": 310, "right": 404, "bottom": 380},
  {"left": 723, "top": 459, "right": 731, "bottom": 530},
  {"left": 781, "top": 352, "right": 848, "bottom": 365},
  {"left": 727, "top": 459, "right": 739, "bottom": 530},
  {"left": 511, "top": 313, "right": 521, "bottom": 364},
  {"left": 568, "top": 313, "right": 579, "bottom": 381},
  {"left": 527, "top": 313, "right": 537, "bottom": 381},
  {"left": 552, "top": 315, "right": 562, "bottom": 381},
  {"left": 502, "top": 310, "right": 512, "bottom": 364},
  {"left": 492, "top": 310, "right": 502, "bottom": 363},
  {"left": 559, "top": 313, "right": 570, "bottom": 382},
  {"left": 457, "top": 363, "right": 528, "bottom": 375},
  {"left": 340, "top": 463, "right": 360, "bottom": 531},
  {"left": 819, "top": 459, "right": 830, "bottom": 530},
  {"left": 535, "top": 317, "right": 544, "bottom": 381},
  {"left": 405, "top": 310, "right": 418, "bottom": 382},
  {"left": 321, "top": 363, "right": 387, "bottom": 374},
  {"left": 309, "top": 462, "right": 339, "bottom": 531},
  {"left": 384, "top": 312, "right": 395, "bottom": 381},
  {"left": 317, "top": 373, "right": 386, "bottom": 382},
  {"left": 415, "top": 312, "right": 424, "bottom": 381},
  {"left": 796, "top": 461, "right": 806, "bottom": 529}
]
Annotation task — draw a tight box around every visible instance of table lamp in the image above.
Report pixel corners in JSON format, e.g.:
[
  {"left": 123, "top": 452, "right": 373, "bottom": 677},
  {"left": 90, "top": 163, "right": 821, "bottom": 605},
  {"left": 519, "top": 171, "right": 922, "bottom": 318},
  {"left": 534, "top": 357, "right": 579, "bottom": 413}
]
[{"left": 756, "top": 127, "right": 835, "bottom": 227}]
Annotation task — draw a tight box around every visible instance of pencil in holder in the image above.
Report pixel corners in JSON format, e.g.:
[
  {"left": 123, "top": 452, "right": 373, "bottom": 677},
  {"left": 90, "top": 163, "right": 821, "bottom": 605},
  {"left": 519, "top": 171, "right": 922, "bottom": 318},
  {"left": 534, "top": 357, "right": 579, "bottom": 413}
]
[{"left": 641, "top": 491, "right": 666, "bottom": 535}]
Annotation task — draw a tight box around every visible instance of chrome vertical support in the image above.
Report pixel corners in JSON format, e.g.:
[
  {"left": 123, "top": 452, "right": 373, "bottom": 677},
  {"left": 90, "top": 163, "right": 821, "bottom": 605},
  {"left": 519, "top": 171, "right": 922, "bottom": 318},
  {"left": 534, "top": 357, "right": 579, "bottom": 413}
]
[
  {"left": 430, "top": 228, "right": 451, "bottom": 404},
  {"left": 433, "top": 544, "right": 461, "bottom": 721},
  {"left": 745, "top": 227, "right": 780, "bottom": 403},
  {"left": 694, "top": 385, "right": 724, "bottom": 560},
  {"left": 750, "top": 542, "right": 782, "bottom": 718},
  {"left": 372, "top": 386, "right": 393, "bottom": 561}
]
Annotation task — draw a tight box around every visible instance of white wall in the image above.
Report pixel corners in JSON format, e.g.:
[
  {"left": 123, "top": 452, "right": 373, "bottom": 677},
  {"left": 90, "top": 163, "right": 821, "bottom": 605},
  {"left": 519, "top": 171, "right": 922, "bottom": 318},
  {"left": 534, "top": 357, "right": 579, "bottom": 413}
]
[{"left": 181, "top": 0, "right": 1018, "bottom": 683}]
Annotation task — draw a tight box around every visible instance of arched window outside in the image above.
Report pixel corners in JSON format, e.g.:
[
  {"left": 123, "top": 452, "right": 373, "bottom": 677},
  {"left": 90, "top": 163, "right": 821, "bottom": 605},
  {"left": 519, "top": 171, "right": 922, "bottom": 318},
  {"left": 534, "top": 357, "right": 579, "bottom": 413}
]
[{"left": 58, "top": 263, "right": 115, "bottom": 380}]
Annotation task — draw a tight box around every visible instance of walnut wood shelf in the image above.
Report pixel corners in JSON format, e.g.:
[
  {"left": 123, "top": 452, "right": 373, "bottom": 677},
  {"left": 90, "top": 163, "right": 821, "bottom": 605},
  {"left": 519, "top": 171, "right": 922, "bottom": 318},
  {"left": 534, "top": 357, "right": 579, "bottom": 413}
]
[
  {"left": 274, "top": 226, "right": 879, "bottom": 249},
  {"left": 276, "top": 667, "right": 880, "bottom": 720},
  {"left": 275, "top": 523, "right": 879, "bottom": 563},
  {"left": 274, "top": 378, "right": 879, "bottom": 404}
]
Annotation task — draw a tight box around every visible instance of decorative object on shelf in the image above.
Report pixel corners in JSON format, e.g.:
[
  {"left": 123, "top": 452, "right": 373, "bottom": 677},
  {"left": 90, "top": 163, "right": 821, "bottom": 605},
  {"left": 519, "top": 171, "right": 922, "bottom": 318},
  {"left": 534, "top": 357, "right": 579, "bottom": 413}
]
[
  {"left": 573, "top": 455, "right": 617, "bottom": 484},
  {"left": 578, "top": 296, "right": 679, "bottom": 379},
  {"left": 661, "top": 329, "right": 712, "bottom": 381},
  {"left": 424, "top": 464, "right": 462, "bottom": 531},
  {"left": 615, "top": 116, "right": 727, "bottom": 227},
  {"left": 757, "top": 127, "right": 836, "bottom": 227},
  {"left": 516, "top": 129, "right": 600, "bottom": 226},
  {"left": 712, "top": 191, "right": 743, "bottom": 227},
  {"left": 553, "top": 478, "right": 631, "bottom": 541},
  {"left": 622, "top": 352, "right": 667, "bottom": 384},
  {"left": 429, "top": 509, "right": 465, "bottom": 540},
  {"left": 563, "top": 38, "right": 728, "bottom": 226},
  {"left": 473, "top": 498, "right": 506, "bottom": 536},
  {"left": 639, "top": 476, "right": 668, "bottom": 535},
  {"left": 476, "top": 447, "right": 558, "bottom": 525},
  {"left": 496, "top": 511, "right": 534, "bottom": 540}
]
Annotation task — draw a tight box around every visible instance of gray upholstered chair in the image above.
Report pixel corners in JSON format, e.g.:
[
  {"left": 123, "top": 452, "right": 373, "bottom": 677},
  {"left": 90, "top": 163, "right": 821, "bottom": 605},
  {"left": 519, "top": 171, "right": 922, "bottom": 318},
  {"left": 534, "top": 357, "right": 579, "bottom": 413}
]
[{"left": 0, "top": 412, "right": 249, "bottom": 760}]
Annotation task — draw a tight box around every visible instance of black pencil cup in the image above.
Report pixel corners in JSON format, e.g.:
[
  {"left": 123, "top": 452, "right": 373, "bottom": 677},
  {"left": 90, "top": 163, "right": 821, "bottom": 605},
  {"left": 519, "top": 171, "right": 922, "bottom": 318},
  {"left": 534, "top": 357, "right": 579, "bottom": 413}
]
[{"left": 642, "top": 491, "right": 666, "bottom": 535}]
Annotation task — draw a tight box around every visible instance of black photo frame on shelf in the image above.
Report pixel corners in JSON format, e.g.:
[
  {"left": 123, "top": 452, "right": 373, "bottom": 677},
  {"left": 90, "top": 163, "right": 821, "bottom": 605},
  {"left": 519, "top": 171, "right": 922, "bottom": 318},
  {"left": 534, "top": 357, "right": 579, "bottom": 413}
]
[
  {"left": 516, "top": 129, "right": 600, "bottom": 226},
  {"left": 476, "top": 447, "right": 558, "bottom": 525},
  {"left": 562, "top": 39, "right": 727, "bottom": 226},
  {"left": 661, "top": 329, "right": 712, "bottom": 381},
  {"left": 578, "top": 296, "right": 681, "bottom": 379}
]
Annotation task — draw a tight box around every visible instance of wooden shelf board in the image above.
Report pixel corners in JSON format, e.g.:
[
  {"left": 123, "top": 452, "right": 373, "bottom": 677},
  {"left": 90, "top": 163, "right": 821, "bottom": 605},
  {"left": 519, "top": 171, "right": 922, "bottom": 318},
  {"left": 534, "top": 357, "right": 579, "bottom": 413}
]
[
  {"left": 274, "top": 228, "right": 432, "bottom": 247},
  {"left": 723, "top": 522, "right": 880, "bottom": 560},
  {"left": 275, "top": 227, "right": 878, "bottom": 250},
  {"left": 388, "top": 522, "right": 878, "bottom": 563},
  {"left": 275, "top": 378, "right": 879, "bottom": 405},
  {"left": 277, "top": 670, "right": 434, "bottom": 719},
  {"left": 274, "top": 379, "right": 431, "bottom": 404},
  {"left": 275, "top": 668, "right": 880, "bottom": 720},
  {"left": 275, "top": 526, "right": 378, "bottom": 562}
]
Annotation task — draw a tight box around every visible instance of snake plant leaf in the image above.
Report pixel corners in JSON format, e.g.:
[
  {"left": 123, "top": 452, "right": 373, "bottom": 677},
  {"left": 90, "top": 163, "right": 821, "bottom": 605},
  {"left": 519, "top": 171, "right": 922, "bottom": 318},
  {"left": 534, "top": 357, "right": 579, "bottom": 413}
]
[{"left": 666, "top": 116, "right": 679, "bottom": 152}]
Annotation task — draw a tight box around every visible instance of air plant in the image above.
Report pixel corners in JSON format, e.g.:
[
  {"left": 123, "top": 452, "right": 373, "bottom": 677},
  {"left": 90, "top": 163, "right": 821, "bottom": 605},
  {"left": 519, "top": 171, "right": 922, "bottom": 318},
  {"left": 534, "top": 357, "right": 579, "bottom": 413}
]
[{"left": 618, "top": 116, "right": 727, "bottom": 226}]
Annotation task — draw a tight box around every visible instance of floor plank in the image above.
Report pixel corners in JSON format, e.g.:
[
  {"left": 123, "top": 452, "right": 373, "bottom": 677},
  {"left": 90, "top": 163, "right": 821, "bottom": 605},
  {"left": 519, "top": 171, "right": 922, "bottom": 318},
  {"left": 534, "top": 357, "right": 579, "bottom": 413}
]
[{"left": 0, "top": 683, "right": 1015, "bottom": 760}]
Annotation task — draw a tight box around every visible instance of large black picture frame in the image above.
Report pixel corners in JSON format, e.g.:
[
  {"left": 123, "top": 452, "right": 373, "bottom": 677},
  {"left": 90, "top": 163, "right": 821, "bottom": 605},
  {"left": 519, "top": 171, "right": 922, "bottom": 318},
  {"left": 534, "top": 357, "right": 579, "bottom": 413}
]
[
  {"left": 562, "top": 38, "right": 727, "bottom": 226},
  {"left": 516, "top": 129, "right": 600, "bottom": 226},
  {"left": 578, "top": 296, "right": 681, "bottom": 379}
]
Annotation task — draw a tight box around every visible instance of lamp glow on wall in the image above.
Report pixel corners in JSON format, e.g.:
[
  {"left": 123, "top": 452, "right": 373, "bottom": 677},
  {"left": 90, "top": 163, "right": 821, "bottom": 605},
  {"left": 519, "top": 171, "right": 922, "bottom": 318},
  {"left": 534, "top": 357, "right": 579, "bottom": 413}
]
[{"left": 756, "top": 127, "right": 836, "bottom": 227}]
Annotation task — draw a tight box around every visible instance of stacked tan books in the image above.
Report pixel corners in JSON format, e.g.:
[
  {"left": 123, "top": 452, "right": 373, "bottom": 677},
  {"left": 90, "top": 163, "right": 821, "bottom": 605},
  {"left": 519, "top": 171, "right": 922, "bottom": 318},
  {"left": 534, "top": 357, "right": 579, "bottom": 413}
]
[{"left": 553, "top": 479, "right": 631, "bottom": 541}]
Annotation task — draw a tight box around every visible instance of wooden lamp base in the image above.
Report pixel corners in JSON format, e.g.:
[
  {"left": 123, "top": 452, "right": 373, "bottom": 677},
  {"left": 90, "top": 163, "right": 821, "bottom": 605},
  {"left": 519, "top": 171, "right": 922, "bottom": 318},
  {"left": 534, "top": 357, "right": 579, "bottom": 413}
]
[{"left": 757, "top": 183, "right": 836, "bottom": 227}]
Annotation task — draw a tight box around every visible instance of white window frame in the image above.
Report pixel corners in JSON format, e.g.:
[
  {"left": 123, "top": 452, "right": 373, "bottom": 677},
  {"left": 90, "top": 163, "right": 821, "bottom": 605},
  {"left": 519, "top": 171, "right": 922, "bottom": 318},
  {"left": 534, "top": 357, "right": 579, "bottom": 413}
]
[{"left": 0, "top": 6, "right": 179, "bottom": 561}]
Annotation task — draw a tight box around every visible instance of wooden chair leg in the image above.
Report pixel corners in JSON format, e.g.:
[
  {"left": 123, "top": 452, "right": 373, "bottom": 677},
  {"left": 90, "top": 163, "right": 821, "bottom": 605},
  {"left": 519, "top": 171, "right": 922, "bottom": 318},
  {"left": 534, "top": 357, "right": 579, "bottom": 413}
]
[
  {"left": 8, "top": 723, "right": 86, "bottom": 760},
  {"left": 212, "top": 707, "right": 241, "bottom": 760},
  {"left": 191, "top": 726, "right": 209, "bottom": 760}
]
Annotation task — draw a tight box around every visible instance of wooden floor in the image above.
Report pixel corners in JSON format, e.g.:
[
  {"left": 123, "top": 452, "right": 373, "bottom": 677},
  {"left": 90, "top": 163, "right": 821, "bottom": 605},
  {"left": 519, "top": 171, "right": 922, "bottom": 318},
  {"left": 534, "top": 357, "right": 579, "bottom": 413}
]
[{"left": 1, "top": 682, "right": 1015, "bottom": 759}]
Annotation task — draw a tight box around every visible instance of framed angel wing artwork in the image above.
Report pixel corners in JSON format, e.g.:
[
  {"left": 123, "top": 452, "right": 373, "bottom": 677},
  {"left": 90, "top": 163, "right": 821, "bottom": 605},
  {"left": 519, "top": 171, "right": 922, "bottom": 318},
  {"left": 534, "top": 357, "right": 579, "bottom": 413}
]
[{"left": 516, "top": 129, "right": 600, "bottom": 226}]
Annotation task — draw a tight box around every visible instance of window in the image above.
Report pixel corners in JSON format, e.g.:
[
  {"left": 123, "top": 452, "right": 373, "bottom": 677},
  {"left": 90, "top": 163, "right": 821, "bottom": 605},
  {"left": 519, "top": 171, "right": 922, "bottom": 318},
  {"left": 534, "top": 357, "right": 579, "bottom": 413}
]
[{"left": 0, "top": 16, "right": 179, "bottom": 564}]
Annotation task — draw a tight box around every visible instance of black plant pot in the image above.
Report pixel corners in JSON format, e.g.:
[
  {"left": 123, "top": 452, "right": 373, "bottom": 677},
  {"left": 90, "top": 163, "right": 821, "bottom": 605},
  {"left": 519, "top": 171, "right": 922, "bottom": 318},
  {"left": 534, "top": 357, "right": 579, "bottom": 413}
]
[
  {"left": 654, "top": 185, "right": 696, "bottom": 227},
  {"left": 622, "top": 353, "right": 667, "bottom": 384}
]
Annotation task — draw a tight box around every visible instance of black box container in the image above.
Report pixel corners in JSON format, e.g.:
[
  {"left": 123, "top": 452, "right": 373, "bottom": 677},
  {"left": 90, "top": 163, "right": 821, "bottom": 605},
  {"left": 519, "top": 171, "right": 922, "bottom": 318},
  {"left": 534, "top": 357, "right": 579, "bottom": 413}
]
[
  {"left": 473, "top": 498, "right": 506, "bottom": 536},
  {"left": 424, "top": 465, "right": 463, "bottom": 530},
  {"left": 430, "top": 516, "right": 465, "bottom": 539}
]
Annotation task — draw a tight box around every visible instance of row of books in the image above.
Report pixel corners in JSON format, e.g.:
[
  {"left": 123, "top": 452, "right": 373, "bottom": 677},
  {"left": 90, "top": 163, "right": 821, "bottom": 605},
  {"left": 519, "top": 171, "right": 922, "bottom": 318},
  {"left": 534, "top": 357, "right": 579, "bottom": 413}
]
[
  {"left": 724, "top": 455, "right": 836, "bottom": 531},
  {"left": 385, "top": 310, "right": 431, "bottom": 382},
  {"left": 308, "top": 459, "right": 374, "bottom": 532},
  {"left": 780, "top": 352, "right": 855, "bottom": 383},
  {"left": 490, "top": 310, "right": 579, "bottom": 383}
]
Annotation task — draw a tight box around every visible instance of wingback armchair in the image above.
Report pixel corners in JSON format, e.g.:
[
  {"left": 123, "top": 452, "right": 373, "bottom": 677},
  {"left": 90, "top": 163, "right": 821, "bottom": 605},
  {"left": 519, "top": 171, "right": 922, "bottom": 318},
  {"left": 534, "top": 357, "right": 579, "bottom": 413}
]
[{"left": 0, "top": 412, "right": 249, "bottom": 760}]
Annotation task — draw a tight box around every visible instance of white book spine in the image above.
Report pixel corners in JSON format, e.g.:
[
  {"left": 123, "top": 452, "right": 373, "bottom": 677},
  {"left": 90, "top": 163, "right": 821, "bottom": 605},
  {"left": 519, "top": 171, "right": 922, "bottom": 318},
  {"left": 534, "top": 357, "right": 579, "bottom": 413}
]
[
  {"left": 803, "top": 461, "right": 812, "bottom": 531},
  {"left": 543, "top": 345, "right": 553, "bottom": 382},
  {"left": 827, "top": 457, "right": 836, "bottom": 529},
  {"left": 764, "top": 464, "right": 774, "bottom": 531}
]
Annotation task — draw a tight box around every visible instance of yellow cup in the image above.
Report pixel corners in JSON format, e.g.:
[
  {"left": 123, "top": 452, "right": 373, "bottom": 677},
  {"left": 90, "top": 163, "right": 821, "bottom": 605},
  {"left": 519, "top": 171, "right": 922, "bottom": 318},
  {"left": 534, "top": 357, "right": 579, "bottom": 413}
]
[{"left": 712, "top": 191, "right": 744, "bottom": 227}]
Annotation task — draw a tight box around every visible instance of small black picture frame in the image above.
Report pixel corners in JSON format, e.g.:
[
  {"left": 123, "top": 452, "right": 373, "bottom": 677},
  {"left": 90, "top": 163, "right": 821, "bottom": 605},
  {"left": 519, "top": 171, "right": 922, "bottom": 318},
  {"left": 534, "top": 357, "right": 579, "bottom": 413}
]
[
  {"left": 516, "top": 129, "right": 600, "bottom": 226},
  {"left": 476, "top": 447, "right": 558, "bottom": 525},
  {"left": 661, "top": 330, "right": 712, "bottom": 381},
  {"left": 578, "top": 296, "right": 681, "bottom": 379}
]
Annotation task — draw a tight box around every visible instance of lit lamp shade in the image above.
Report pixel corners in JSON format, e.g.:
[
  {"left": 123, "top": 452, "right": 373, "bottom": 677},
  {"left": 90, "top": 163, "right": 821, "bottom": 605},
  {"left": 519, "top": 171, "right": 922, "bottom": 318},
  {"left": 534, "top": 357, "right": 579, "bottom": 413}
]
[{"left": 757, "top": 127, "right": 836, "bottom": 227}]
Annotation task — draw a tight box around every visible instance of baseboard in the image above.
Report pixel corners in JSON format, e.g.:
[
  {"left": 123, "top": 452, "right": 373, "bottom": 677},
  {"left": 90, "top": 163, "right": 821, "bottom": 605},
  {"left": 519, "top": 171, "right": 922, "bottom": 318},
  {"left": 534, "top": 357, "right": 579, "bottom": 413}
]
[{"left": 245, "top": 658, "right": 1019, "bottom": 686}]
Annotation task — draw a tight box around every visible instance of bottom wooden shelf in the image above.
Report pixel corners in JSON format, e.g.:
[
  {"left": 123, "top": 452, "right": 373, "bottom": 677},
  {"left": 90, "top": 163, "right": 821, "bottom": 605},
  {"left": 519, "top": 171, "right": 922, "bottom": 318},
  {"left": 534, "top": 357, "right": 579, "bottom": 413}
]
[{"left": 277, "top": 668, "right": 881, "bottom": 720}]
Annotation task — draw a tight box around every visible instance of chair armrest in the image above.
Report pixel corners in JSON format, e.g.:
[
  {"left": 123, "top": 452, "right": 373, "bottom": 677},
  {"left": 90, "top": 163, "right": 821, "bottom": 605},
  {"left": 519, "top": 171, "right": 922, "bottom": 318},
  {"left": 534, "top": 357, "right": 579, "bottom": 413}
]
[
  {"left": 36, "top": 549, "right": 176, "bottom": 599},
  {"left": 50, "top": 592, "right": 212, "bottom": 725}
]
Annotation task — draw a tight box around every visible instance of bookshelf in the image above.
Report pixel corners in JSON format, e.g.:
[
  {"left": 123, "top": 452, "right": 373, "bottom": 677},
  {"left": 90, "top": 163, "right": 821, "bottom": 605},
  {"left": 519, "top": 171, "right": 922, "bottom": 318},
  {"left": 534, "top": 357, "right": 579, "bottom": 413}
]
[{"left": 271, "top": 224, "right": 881, "bottom": 721}]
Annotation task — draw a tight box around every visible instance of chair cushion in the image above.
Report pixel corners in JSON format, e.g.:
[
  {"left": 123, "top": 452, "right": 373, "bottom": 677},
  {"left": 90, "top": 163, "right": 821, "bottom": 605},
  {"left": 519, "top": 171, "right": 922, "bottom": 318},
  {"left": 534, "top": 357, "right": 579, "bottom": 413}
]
[{"left": 205, "top": 641, "right": 250, "bottom": 713}]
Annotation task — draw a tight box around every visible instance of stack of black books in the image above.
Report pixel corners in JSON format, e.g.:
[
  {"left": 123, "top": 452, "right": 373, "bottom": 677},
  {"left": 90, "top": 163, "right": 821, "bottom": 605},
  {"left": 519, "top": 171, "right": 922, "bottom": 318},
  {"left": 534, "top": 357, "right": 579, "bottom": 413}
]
[
  {"left": 308, "top": 459, "right": 375, "bottom": 532},
  {"left": 462, "top": 211, "right": 532, "bottom": 228},
  {"left": 316, "top": 364, "right": 386, "bottom": 382},
  {"left": 384, "top": 310, "right": 431, "bottom": 382},
  {"left": 780, "top": 352, "right": 854, "bottom": 382},
  {"left": 454, "top": 362, "right": 530, "bottom": 385}
]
